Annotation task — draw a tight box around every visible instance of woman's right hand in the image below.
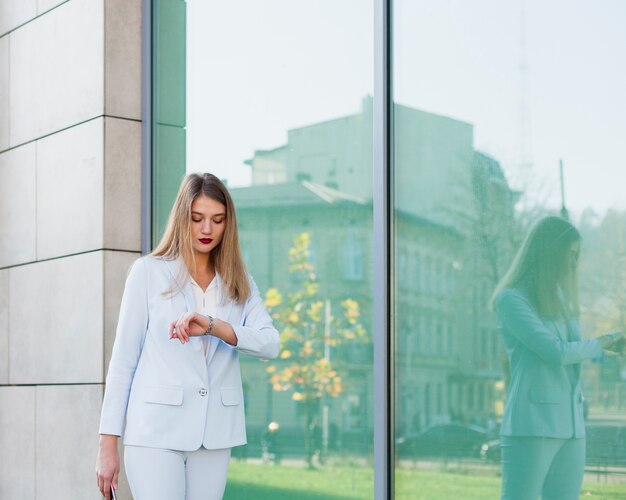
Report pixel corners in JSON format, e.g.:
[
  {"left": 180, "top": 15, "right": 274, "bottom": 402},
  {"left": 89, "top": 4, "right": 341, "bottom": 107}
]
[
  {"left": 169, "top": 312, "right": 211, "bottom": 343},
  {"left": 96, "top": 434, "right": 119, "bottom": 499}
]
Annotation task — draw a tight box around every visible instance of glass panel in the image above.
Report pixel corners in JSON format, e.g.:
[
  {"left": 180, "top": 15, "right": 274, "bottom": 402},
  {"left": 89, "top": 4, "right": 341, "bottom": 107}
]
[
  {"left": 393, "top": 1, "right": 626, "bottom": 498},
  {"left": 184, "top": 1, "right": 374, "bottom": 497},
  {"left": 152, "top": 0, "right": 186, "bottom": 243}
]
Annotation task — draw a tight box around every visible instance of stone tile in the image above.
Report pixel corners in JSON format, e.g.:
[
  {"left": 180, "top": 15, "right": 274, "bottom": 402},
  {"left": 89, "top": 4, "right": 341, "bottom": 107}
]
[
  {"left": 105, "top": 0, "right": 142, "bottom": 120},
  {"left": 35, "top": 384, "right": 103, "bottom": 500},
  {"left": 0, "top": 269, "right": 7, "bottom": 384},
  {"left": 36, "top": 119, "right": 104, "bottom": 260},
  {"left": 0, "top": 142, "right": 37, "bottom": 267},
  {"left": 9, "top": 252, "right": 103, "bottom": 384},
  {"left": 0, "top": 0, "right": 37, "bottom": 37},
  {"left": 104, "top": 118, "right": 141, "bottom": 252},
  {"left": 9, "top": 0, "right": 103, "bottom": 146},
  {"left": 104, "top": 251, "right": 139, "bottom": 371},
  {"left": 0, "top": 386, "right": 35, "bottom": 499},
  {"left": 37, "top": 0, "right": 69, "bottom": 16},
  {"left": 0, "top": 35, "right": 8, "bottom": 151}
]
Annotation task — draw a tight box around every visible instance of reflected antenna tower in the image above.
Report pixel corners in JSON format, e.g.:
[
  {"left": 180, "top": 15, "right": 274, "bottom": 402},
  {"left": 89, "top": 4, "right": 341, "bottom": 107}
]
[{"left": 519, "top": 0, "right": 533, "bottom": 173}]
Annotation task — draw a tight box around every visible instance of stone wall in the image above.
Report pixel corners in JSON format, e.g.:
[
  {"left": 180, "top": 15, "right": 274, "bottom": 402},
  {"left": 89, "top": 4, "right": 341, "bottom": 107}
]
[{"left": 0, "top": 1, "right": 142, "bottom": 498}]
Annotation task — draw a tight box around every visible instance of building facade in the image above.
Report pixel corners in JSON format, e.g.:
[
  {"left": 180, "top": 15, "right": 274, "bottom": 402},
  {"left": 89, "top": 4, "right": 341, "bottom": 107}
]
[{"left": 2, "top": 1, "right": 624, "bottom": 499}]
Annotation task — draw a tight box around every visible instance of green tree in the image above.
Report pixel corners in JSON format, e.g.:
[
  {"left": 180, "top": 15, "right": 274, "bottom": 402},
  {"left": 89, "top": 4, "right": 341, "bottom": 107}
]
[{"left": 264, "top": 232, "right": 367, "bottom": 467}]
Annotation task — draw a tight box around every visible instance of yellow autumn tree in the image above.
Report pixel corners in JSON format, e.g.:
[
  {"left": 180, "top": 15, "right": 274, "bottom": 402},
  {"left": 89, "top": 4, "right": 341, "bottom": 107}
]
[{"left": 264, "top": 232, "right": 367, "bottom": 467}]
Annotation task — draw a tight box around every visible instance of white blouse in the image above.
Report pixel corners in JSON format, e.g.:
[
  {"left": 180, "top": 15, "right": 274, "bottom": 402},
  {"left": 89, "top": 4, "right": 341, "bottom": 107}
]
[{"left": 190, "top": 277, "right": 218, "bottom": 355}]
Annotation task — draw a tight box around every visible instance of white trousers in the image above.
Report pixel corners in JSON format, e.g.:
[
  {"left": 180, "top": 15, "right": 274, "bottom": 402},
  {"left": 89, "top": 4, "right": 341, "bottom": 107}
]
[
  {"left": 500, "top": 436, "right": 585, "bottom": 500},
  {"left": 124, "top": 445, "right": 231, "bottom": 500}
]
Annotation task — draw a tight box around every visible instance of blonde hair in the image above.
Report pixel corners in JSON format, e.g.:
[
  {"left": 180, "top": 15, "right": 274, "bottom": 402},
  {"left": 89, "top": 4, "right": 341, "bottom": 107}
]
[
  {"left": 152, "top": 173, "right": 250, "bottom": 304},
  {"left": 491, "top": 216, "right": 580, "bottom": 319}
]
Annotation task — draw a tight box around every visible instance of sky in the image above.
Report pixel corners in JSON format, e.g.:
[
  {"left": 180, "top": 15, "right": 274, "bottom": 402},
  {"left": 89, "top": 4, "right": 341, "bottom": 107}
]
[{"left": 187, "top": 0, "right": 626, "bottom": 217}]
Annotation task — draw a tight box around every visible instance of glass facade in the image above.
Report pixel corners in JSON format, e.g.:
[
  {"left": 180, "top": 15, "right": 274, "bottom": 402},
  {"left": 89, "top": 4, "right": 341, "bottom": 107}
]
[
  {"left": 158, "top": 0, "right": 377, "bottom": 497},
  {"left": 151, "top": 0, "right": 187, "bottom": 242},
  {"left": 393, "top": 0, "right": 626, "bottom": 498},
  {"left": 151, "top": 0, "right": 626, "bottom": 497}
]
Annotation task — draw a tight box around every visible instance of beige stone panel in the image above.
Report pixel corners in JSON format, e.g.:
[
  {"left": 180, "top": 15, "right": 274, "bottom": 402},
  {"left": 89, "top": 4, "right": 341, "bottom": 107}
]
[
  {"left": 35, "top": 384, "right": 102, "bottom": 500},
  {"left": 9, "top": 252, "right": 103, "bottom": 384},
  {"left": 104, "top": 118, "right": 141, "bottom": 252},
  {"left": 0, "top": 269, "right": 7, "bottom": 384},
  {"left": 105, "top": 0, "right": 142, "bottom": 120},
  {"left": 0, "top": 35, "right": 8, "bottom": 150},
  {"left": 9, "top": 0, "right": 104, "bottom": 146},
  {"left": 37, "top": 0, "right": 69, "bottom": 16},
  {"left": 104, "top": 251, "right": 139, "bottom": 372},
  {"left": 36, "top": 119, "right": 104, "bottom": 260},
  {"left": 0, "top": 142, "right": 37, "bottom": 267},
  {"left": 0, "top": 0, "right": 36, "bottom": 36},
  {"left": 0, "top": 386, "right": 35, "bottom": 499}
]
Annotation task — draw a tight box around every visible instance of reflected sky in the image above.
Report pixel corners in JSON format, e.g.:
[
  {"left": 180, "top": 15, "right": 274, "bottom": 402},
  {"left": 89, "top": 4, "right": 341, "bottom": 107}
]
[{"left": 187, "top": 0, "right": 626, "bottom": 214}]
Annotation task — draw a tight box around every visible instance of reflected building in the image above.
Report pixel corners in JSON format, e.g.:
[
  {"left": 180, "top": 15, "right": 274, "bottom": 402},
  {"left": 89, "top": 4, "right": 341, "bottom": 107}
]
[
  {"left": 232, "top": 97, "right": 517, "bottom": 452},
  {"left": 233, "top": 182, "right": 374, "bottom": 453}
]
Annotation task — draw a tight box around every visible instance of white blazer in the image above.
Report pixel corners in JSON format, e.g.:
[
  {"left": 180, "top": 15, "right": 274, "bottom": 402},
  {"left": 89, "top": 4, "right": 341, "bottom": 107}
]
[
  {"left": 495, "top": 288, "right": 601, "bottom": 439},
  {"left": 99, "top": 256, "right": 280, "bottom": 451}
]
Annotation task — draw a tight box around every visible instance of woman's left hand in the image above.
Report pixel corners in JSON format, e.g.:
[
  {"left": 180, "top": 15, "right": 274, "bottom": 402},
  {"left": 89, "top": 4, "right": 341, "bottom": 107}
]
[
  {"left": 169, "top": 312, "right": 210, "bottom": 343},
  {"left": 599, "top": 332, "right": 625, "bottom": 354}
]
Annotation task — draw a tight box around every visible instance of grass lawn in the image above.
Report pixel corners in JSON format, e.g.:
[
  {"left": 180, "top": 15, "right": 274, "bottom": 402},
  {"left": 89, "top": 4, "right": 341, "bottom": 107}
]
[{"left": 224, "top": 461, "right": 626, "bottom": 499}]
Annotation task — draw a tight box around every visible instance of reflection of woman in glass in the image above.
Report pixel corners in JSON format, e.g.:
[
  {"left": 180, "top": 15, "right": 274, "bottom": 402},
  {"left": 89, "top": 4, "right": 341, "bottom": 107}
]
[
  {"left": 492, "top": 216, "right": 623, "bottom": 500},
  {"left": 95, "top": 173, "right": 280, "bottom": 499}
]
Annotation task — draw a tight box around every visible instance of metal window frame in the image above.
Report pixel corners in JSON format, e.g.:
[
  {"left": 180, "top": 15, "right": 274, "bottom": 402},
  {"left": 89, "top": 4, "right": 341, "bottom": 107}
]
[
  {"left": 141, "top": 0, "right": 152, "bottom": 255},
  {"left": 373, "top": 0, "right": 393, "bottom": 498}
]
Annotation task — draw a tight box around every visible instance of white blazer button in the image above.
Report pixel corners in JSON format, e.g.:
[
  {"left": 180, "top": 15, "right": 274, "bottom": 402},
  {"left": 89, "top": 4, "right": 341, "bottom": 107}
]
[{"left": 199, "top": 388, "right": 208, "bottom": 396}]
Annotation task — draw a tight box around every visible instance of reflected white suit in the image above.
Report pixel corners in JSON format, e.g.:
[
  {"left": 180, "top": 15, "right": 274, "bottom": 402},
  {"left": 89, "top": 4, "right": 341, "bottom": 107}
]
[{"left": 495, "top": 288, "right": 602, "bottom": 500}]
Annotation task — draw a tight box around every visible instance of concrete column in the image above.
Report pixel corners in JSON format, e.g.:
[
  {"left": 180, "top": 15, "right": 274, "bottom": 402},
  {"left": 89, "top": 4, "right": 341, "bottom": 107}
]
[{"left": 0, "top": 0, "right": 142, "bottom": 498}]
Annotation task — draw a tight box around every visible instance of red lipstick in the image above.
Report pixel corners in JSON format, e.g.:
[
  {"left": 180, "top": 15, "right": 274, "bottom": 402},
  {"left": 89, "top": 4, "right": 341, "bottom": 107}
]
[{"left": 199, "top": 238, "right": 213, "bottom": 244}]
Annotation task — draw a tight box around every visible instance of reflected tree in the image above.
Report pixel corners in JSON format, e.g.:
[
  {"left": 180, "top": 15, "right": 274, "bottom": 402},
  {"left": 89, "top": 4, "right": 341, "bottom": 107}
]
[
  {"left": 264, "top": 232, "right": 368, "bottom": 467},
  {"left": 578, "top": 209, "right": 626, "bottom": 410}
]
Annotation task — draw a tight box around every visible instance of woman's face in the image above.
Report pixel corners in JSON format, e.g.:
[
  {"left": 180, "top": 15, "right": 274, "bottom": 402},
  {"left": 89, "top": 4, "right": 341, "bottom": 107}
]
[{"left": 190, "top": 195, "right": 226, "bottom": 256}]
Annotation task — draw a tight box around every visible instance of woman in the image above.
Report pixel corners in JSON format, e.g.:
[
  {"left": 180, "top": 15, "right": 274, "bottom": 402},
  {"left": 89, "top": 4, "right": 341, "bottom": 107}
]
[
  {"left": 492, "top": 216, "right": 623, "bottom": 499},
  {"left": 95, "top": 173, "right": 280, "bottom": 500}
]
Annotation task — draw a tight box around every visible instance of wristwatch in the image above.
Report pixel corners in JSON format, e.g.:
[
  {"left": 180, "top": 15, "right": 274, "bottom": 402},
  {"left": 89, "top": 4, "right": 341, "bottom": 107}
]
[{"left": 203, "top": 314, "right": 215, "bottom": 336}]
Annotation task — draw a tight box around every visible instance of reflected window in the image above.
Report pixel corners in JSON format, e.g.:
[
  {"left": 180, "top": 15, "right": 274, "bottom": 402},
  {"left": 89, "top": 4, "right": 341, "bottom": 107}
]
[
  {"left": 343, "top": 233, "right": 364, "bottom": 281},
  {"left": 411, "top": 254, "right": 421, "bottom": 291}
]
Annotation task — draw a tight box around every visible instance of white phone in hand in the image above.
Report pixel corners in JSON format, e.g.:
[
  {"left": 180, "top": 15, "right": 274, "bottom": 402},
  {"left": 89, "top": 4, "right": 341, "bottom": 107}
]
[{"left": 110, "top": 486, "right": 117, "bottom": 500}]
